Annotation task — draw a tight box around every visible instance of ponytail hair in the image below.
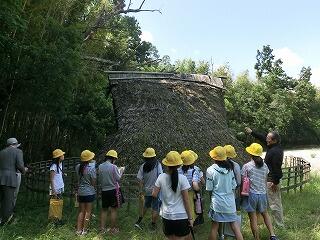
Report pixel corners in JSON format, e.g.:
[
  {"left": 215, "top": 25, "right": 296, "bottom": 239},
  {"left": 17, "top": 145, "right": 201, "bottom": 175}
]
[
  {"left": 105, "top": 156, "right": 116, "bottom": 164},
  {"left": 181, "top": 164, "right": 192, "bottom": 173},
  {"left": 169, "top": 166, "right": 179, "bottom": 192},
  {"left": 50, "top": 158, "right": 60, "bottom": 173},
  {"left": 79, "top": 161, "right": 89, "bottom": 176},
  {"left": 252, "top": 155, "right": 263, "bottom": 168}
]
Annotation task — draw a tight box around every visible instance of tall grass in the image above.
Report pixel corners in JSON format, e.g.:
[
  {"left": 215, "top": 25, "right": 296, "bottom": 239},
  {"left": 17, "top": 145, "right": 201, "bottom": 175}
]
[{"left": 1, "top": 175, "right": 320, "bottom": 240}]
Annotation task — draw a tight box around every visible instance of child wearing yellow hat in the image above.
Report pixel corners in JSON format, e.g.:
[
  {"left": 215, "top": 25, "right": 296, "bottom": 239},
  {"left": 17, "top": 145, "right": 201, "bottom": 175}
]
[
  {"left": 224, "top": 145, "right": 241, "bottom": 208},
  {"left": 206, "top": 146, "right": 243, "bottom": 240},
  {"left": 152, "top": 151, "right": 193, "bottom": 239},
  {"left": 242, "top": 143, "right": 278, "bottom": 240},
  {"left": 99, "top": 150, "right": 125, "bottom": 234},
  {"left": 178, "top": 150, "right": 204, "bottom": 226},
  {"left": 75, "top": 150, "right": 97, "bottom": 235},
  {"left": 135, "top": 147, "right": 163, "bottom": 230},
  {"left": 49, "top": 149, "right": 65, "bottom": 199}
]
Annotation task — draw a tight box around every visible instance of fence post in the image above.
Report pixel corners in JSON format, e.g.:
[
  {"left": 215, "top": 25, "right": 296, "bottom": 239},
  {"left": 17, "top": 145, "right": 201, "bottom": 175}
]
[
  {"left": 294, "top": 165, "right": 298, "bottom": 193},
  {"left": 299, "top": 161, "right": 304, "bottom": 192},
  {"left": 287, "top": 167, "right": 291, "bottom": 194}
]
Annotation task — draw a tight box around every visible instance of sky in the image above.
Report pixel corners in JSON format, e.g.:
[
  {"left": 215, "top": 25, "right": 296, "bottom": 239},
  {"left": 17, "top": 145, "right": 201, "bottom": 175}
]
[{"left": 129, "top": 0, "right": 320, "bottom": 86}]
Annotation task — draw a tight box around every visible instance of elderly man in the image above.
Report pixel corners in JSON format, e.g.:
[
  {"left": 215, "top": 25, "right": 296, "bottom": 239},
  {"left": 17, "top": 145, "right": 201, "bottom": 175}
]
[
  {"left": 0, "top": 138, "right": 26, "bottom": 226},
  {"left": 245, "top": 128, "right": 284, "bottom": 227}
]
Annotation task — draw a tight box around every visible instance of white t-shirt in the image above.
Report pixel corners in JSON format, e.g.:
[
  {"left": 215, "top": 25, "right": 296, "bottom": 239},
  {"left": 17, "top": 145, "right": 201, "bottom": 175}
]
[
  {"left": 155, "top": 173, "right": 190, "bottom": 220},
  {"left": 49, "top": 162, "right": 64, "bottom": 193}
]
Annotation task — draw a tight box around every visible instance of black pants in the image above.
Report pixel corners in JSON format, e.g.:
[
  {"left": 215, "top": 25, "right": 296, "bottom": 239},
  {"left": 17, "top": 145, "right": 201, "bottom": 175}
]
[{"left": 0, "top": 185, "right": 15, "bottom": 222}]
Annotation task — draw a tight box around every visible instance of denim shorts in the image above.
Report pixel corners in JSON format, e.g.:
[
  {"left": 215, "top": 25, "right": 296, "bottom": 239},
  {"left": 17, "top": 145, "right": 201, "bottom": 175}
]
[
  {"left": 208, "top": 209, "right": 238, "bottom": 222},
  {"left": 242, "top": 192, "right": 268, "bottom": 213},
  {"left": 144, "top": 196, "right": 161, "bottom": 212}
]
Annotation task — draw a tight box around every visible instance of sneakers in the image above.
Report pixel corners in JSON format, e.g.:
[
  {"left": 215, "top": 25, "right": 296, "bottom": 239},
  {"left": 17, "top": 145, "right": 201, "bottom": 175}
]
[
  {"left": 110, "top": 227, "right": 120, "bottom": 234},
  {"left": 134, "top": 222, "right": 142, "bottom": 230},
  {"left": 270, "top": 236, "right": 279, "bottom": 240},
  {"left": 75, "top": 230, "right": 87, "bottom": 236},
  {"left": 0, "top": 214, "right": 14, "bottom": 226}
]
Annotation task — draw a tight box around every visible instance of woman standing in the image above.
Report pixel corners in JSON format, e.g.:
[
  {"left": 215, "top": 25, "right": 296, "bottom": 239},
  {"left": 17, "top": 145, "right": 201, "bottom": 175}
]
[
  {"left": 135, "top": 147, "right": 162, "bottom": 230},
  {"left": 206, "top": 146, "right": 243, "bottom": 240},
  {"left": 152, "top": 151, "right": 193, "bottom": 240},
  {"left": 99, "top": 150, "right": 125, "bottom": 234},
  {"left": 75, "top": 150, "right": 96, "bottom": 235},
  {"left": 242, "top": 143, "right": 278, "bottom": 240}
]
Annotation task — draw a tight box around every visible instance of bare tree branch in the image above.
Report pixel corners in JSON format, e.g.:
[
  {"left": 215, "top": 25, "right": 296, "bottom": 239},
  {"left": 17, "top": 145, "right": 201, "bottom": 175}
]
[
  {"left": 82, "top": 56, "right": 119, "bottom": 66},
  {"left": 119, "top": 8, "right": 161, "bottom": 14},
  {"left": 127, "top": 0, "right": 132, "bottom": 10},
  {"left": 138, "top": 0, "right": 146, "bottom": 9},
  {"left": 83, "top": 0, "right": 161, "bottom": 42}
]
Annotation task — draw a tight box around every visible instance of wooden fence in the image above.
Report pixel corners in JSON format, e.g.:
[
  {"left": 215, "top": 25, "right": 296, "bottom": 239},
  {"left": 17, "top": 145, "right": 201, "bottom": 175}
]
[
  {"left": 22, "top": 155, "right": 311, "bottom": 208},
  {"left": 22, "top": 158, "right": 140, "bottom": 209},
  {"left": 281, "top": 156, "right": 311, "bottom": 193}
]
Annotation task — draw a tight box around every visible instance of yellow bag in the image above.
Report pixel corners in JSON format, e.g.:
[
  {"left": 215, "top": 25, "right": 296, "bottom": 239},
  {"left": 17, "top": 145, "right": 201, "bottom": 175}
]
[
  {"left": 74, "top": 193, "right": 79, "bottom": 208},
  {"left": 48, "top": 198, "right": 63, "bottom": 220}
]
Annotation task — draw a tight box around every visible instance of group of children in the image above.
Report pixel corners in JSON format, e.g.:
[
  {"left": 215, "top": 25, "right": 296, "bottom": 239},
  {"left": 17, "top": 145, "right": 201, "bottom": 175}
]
[
  {"left": 48, "top": 143, "right": 279, "bottom": 240},
  {"left": 49, "top": 149, "right": 124, "bottom": 235}
]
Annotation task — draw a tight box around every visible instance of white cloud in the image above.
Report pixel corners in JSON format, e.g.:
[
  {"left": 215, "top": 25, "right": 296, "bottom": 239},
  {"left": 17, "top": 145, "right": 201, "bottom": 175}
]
[
  {"left": 140, "top": 31, "right": 154, "bottom": 43},
  {"left": 274, "top": 47, "right": 304, "bottom": 68},
  {"left": 311, "top": 66, "right": 320, "bottom": 87}
]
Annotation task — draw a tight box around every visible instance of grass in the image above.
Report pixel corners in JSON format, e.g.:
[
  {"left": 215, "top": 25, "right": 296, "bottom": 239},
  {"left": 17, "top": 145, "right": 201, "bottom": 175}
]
[{"left": 1, "top": 175, "right": 320, "bottom": 240}]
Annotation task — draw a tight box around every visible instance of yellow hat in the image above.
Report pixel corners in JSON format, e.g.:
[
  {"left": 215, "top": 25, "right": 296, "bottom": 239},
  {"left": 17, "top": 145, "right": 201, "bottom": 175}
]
[
  {"left": 106, "top": 149, "right": 118, "bottom": 159},
  {"left": 162, "top": 151, "right": 183, "bottom": 167},
  {"left": 143, "top": 147, "right": 156, "bottom": 158},
  {"left": 181, "top": 150, "right": 197, "bottom": 165},
  {"left": 209, "top": 146, "right": 227, "bottom": 161},
  {"left": 224, "top": 145, "right": 237, "bottom": 158},
  {"left": 80, "top": 150, "right": 95, "bottom": 162},
  {"left": 52, "top": 149, "right": 65, "bottom": 159},
  {"left": 189, "top": 150, "right": 198, "bottom": 161},
  {"left": 246, "top": 143, "right": 263, "bottom": 156}
]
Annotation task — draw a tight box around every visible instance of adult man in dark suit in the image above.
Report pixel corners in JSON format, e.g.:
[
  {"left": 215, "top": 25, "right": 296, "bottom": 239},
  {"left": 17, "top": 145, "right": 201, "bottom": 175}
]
[{"left": 0, "top": 138, "right": 26, "bottom": 226}]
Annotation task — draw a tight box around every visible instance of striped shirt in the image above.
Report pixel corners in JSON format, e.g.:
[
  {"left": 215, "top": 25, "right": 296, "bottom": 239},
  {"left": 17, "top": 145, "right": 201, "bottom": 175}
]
[
  {"left": 241, "top": 160, "right": 269, "bottom": 194},
  {"left": 178, "top": 167, "right": 200, "bottom": 188}
]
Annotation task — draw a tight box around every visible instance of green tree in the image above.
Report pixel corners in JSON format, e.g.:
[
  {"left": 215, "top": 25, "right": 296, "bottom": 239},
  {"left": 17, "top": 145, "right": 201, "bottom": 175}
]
[{"left": 211, "top": 63, "right": 233, "bottom": 88}]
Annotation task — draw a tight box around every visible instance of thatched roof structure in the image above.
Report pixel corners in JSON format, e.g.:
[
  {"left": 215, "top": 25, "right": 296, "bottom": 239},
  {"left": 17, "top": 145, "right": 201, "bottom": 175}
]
[{"left": 101, "top": 71, "right": 246, "bottom": 172}]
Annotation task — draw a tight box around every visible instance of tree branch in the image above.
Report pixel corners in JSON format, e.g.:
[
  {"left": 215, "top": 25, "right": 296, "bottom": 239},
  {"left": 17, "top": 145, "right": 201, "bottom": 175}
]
[
  {"left": 82, "top": 56, "right": 119, "bottom": 65},
  {"left": 119, "top": 8, "right": 161, "bottom": 14},
  {"left": 83, "top": 0, "right": 161, "bottom": 42},
  {"left": 127, "top": 0, "right": 132, "bottom": 10},
  {"left": 139, "top": 0, "right": 146, "bottom": 9}
]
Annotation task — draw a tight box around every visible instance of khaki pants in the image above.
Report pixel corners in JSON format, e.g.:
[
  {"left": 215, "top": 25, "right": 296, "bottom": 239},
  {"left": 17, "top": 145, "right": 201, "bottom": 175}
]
[{"left": 267, "top": 182, "right": 284, "bottom": 227}]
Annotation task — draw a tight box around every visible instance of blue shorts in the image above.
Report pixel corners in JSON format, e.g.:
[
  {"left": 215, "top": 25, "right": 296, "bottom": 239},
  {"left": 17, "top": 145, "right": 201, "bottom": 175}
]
[
  {"left": 208, "top": 209, "right": 238, "bottom": 222},
  {"left": 144, "top": 196, "right": 160, "bottom": 212},
  {"left": 242, "top": 192, "right": 267, "bottom": 213}
]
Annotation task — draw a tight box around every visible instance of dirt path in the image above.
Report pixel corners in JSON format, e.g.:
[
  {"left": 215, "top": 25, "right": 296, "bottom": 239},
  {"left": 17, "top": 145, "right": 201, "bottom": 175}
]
[{"left": 284, "top": 148, "right": 320, "bottom": 171}]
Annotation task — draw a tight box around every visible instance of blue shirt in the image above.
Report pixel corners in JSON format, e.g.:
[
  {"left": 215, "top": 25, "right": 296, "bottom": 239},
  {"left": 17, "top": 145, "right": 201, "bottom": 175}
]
[{"left": 206, "top": 164, "right": 237, "bottom": 213}]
